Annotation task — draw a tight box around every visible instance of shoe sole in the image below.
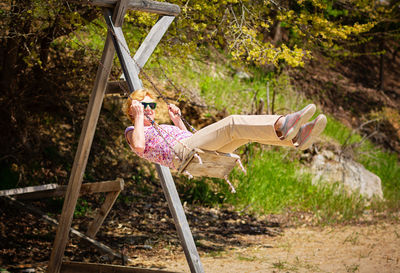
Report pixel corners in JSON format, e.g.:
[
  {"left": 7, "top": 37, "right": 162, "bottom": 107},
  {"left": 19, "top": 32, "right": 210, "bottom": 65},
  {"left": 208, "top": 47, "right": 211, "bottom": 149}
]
[
  {"left": 297, "top": 114, "right": 327, "bottom": 150},
  {"left": 284, "top": 104, "right": 316, "bottom": 140}
]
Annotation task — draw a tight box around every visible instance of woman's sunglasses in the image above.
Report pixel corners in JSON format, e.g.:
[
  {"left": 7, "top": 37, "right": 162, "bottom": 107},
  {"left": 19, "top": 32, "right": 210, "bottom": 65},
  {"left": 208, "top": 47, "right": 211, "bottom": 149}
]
[{"left": 141, "top": 102, "right": 157, "bottom": 110}]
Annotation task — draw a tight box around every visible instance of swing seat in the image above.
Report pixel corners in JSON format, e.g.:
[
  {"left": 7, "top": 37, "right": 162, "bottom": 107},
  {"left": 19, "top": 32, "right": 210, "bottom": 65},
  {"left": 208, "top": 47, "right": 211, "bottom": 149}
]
[{"left": 177, "top": 149, "right": 241, "bottom": 179}]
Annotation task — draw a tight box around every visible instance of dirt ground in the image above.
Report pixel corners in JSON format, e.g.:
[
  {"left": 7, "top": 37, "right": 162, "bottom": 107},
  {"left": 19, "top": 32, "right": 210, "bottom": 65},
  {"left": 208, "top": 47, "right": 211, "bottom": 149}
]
[
  {"left": 130, "top": 222, "right": 400, "bottom": 273},
  {"left": 1, "top": 197, "right": 400, "bottom": 273}
]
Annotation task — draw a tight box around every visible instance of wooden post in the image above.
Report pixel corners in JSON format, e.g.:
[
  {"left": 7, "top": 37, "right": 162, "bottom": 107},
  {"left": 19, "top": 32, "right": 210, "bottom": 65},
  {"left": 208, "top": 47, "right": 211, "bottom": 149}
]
[
  {"left": 107, "top": 10, "right": 204, "bottom": 272},
  {"left": 156, "top": 165, "right": 204, "bottom": 273},
  {"left": 46, "top": 2, "right": 129, "bottom": 273}
]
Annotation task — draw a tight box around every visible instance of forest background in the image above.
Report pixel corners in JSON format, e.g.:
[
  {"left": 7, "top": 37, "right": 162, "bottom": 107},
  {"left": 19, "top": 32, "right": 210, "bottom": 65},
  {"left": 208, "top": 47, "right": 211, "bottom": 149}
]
[{"left": 0, "top": 0, "right": 400, "bottom": 270}]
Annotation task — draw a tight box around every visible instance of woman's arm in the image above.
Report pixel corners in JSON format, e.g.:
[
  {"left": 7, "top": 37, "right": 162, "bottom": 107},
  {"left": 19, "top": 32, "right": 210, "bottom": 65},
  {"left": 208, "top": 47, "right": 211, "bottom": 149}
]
[
  {"left": 128, "top": 100, "right": 146, "bottom": 153},
  {"left": 168, "top": 104, "right": 188, "bottom": 131}
]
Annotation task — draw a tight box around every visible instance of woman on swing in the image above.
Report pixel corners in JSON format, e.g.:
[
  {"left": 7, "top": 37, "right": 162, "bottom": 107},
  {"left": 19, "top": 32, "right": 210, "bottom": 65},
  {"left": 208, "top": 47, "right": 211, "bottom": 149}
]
[{"left": 124, "top": 89, "right": 327, "bottom": 170}]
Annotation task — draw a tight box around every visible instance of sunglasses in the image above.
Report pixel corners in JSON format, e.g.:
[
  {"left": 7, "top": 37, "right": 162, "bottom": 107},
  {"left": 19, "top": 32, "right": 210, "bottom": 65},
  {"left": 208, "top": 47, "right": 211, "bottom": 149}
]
[{"left": 141, "top": 102, "right": 157, "bottom": 110}]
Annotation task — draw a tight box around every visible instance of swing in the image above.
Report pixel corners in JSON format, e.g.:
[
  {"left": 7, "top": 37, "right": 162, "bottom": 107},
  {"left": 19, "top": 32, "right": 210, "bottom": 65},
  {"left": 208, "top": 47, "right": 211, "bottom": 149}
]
[
  {"left": 104, "top": 18, "right": 246, "bottom": 185},
  {"left": 176, "top": 148, "right": 242, "bottom": 179},
  {"left": 145, "top": 116, "right": 245, "bottom": 193}
]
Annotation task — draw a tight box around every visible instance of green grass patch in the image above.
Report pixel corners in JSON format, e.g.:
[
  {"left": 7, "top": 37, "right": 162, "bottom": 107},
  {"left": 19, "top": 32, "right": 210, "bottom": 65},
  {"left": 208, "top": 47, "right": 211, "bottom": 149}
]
[
  {"left": 160, "top": 53, "right": 400, "bottom": 221},
  {"left": 223, "top": 146, "right": 365, "bottom": 223}
]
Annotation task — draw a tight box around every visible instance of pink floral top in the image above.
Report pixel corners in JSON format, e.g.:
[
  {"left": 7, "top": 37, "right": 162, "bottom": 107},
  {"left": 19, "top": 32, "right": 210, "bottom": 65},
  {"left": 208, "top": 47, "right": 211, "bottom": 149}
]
[{"left": 125, "top": 125, "right": 193, "bottom": 169}]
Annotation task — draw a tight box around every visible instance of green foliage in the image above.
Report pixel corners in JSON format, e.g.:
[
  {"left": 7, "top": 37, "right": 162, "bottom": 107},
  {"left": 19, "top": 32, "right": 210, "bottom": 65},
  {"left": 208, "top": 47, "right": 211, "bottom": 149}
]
[
  {"left": 223, "top": 146, "right": 365, "bottom": 223},
  {"left": 74, "top": 198, "right": 92, "bottom": 217},
  {"left": 160, "top": 52, "right": 400, "bottom": 222},
  {"left": 323, "top": 116, "right": 362, "bottom": 145}
]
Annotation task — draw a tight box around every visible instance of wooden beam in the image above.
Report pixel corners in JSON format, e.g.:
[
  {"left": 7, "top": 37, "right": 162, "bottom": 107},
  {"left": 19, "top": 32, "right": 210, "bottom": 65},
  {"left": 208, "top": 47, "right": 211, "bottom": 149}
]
[
  {"left": 3, "top": 196, "right": 131, "bottom": 263},
  {"left": 13, "top": 179, "right": 124, "bottom": 200},
  {"left": 155, "top": 165, "right": 204, "bottom": 273},
  {"left": 91, "top": 0, "right": 181, "bottom": 16},
  {"left": 86, "top": 189, "right": 121, "bottom": 238},
  {"left": 47, "top": 3, "right": 129, "bottom": 273},
  {"left": 104, "top": 8, "right": 142, "bottom": 92},
  {"left": 134, "top": 16, "right": 175, "bottom": 69},
  {"left": 0, "top": 184, "right": 58, "bottom": 197}
]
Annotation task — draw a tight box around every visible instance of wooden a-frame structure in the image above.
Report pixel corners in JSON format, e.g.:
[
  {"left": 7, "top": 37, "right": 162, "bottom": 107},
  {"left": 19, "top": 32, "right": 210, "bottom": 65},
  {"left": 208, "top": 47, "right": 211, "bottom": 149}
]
[{"left": 47, "top": 1, "right": 204, "bottom": 272}]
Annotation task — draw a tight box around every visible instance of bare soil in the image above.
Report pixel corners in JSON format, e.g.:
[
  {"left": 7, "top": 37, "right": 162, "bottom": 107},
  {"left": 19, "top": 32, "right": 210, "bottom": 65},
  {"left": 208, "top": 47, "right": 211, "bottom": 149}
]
[
  {"left": 1, "top": 195, "right": 399, "bottom": 273},
  {"left": 149, "top": 222, "right": 400, "bottom": 273}
]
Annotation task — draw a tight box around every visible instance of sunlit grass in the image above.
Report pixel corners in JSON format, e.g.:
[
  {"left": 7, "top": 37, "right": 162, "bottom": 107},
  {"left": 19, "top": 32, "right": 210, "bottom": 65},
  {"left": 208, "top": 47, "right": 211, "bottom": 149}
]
[
  {"left": 155, "top": 52, "right": 400, "bottom": 222},
  {"left": 138, "top": 51, "right": 400, "bottom": 221}
]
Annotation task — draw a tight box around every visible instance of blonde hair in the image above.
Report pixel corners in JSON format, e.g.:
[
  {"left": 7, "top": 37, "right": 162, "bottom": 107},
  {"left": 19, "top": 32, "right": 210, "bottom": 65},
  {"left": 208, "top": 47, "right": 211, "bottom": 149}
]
[{"left": 123, "top": 89, "right": 156, "bottom": 123}]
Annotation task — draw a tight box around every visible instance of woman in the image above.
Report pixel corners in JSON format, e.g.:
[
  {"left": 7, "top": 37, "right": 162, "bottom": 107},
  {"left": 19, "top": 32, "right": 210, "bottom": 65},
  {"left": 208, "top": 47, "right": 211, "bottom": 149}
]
[{"left": 124, "top": 89, "right": 327, "bottom": 170}]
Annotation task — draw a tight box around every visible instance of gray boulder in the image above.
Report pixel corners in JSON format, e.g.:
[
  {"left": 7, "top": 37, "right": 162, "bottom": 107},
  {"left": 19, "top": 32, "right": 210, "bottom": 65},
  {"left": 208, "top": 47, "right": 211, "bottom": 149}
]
[{"left": 310, "top": 150, "right": 383, "bottom": 199}]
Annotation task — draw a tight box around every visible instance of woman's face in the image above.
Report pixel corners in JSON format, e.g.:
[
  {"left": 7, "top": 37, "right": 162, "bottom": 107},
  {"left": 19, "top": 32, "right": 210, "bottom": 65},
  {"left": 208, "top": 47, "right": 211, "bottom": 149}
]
[{"left": 141, "top": 95, "right": 156, "bottom": 126}]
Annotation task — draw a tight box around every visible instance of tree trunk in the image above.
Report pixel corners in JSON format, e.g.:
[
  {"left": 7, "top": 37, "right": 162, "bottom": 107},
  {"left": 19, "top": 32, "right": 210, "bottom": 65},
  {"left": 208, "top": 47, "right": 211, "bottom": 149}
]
[{"left": 378, "top": 39, "right": 385, "bottom": 90}]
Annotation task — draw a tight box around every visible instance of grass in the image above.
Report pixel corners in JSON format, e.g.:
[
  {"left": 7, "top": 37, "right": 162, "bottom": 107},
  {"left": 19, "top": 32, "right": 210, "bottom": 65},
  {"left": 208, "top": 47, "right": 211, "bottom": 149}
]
[
  {"left": 225, "top": 146, "right": 366, "bottom": 223},
  {"left": 153, "top": 51, "right": 400, "bottom": 223}
]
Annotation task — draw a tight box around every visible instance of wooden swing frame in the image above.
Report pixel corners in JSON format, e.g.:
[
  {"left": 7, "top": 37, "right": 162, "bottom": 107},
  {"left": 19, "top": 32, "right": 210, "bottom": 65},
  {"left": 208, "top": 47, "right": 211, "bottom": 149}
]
[{"left": 47, "top": 1, "right": 204, "bottom": 273}]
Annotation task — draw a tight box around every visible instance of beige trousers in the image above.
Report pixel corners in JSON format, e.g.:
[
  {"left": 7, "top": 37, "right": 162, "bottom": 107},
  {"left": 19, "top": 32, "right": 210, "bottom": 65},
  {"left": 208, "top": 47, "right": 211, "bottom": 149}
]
[{"left": 173, "top": 115, "right": 295, "bottom": 160}]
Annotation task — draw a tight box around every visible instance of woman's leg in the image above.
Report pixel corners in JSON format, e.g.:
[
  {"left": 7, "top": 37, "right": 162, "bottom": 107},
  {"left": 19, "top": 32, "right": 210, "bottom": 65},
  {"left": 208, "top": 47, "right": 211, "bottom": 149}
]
[{"left": 174, "top": 115, "right": 294, "bottom": 159}]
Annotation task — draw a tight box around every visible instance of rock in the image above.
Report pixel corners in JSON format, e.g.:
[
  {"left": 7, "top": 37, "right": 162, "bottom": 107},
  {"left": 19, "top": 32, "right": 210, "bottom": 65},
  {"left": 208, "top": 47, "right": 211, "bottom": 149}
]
[
  {"left": 235, "top": 71, "right": 251, "bottom": 79},
  {"left": 310, "top": 150, "right": 383, "bottom": 199}
]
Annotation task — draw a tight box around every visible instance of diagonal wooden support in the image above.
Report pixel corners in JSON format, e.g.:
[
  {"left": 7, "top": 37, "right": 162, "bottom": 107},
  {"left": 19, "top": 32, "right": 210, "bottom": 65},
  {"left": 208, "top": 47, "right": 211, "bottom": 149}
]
[
  {"left": 155, "top": 165, "right": 204, "bottom": 273},
  {"left": 47, "top": 2, "right": 130, "bottom": 273},
  {"left": 134, "top": 16, "right": 175, "bottom": 69},
  {"left": 86, "top": 188, "right": 122, "bottom": 238},
  {"left": 106, "top": 9, "right": 204, "bottom": 272},
  {"left": 47, "top": 1, "right": 203, "bottom": 273}
]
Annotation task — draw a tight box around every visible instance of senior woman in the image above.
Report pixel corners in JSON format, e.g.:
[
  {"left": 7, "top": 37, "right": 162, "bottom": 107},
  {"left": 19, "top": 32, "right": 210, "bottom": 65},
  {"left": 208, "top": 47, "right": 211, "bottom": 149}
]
[{"left": 124, "top": 89, "right": 327, "bottom": 170}]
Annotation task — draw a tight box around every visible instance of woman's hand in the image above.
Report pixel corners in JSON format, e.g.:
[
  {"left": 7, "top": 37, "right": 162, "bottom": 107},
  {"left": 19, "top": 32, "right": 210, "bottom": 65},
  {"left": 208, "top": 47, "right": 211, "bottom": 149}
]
[
  {"left": 130, "top": 100, "right": 144, "bottom": 118},
  {"left": 168, "top": 104, "right": 188, "bottom": 131},
  {"left": 168, "top": 104, "right": 181, "bottom": 123}
]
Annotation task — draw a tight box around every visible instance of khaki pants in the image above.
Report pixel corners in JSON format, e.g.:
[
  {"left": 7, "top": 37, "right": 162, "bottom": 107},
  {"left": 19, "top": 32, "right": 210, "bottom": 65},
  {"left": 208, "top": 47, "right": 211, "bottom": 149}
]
[{"left": 173, "top": 115, "right": 295, "bottom": 161}]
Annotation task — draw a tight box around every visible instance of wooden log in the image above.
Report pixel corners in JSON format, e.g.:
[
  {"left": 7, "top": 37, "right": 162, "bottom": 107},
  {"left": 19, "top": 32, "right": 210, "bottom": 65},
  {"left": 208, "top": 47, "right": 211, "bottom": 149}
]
[
  {"left": 2, "top": 196, "right": 132, "bottom": 263},
  {"left": 91, "top": 0, "right": 181, "bottom": 16},
  {"left": 86, "top": 189, "right": 121, "bottom": 238},
  {"left": 0, "top": 184, "right": 58, "bottom": 197},
  {"left": 155, "top": 165, "right": 204, "bottom": 273},
  {"left": 47, "top": 3, "right": 129, "bottom": 273}
]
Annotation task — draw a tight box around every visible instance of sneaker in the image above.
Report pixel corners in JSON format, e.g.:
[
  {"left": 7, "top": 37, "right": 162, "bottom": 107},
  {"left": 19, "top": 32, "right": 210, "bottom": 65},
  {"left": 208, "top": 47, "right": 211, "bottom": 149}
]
[
  {"left": 280, "top": 104, "right": 316, "bottom": 140},
  {"left": 294, "top": 114, "right": 327, "bottom": 150}
]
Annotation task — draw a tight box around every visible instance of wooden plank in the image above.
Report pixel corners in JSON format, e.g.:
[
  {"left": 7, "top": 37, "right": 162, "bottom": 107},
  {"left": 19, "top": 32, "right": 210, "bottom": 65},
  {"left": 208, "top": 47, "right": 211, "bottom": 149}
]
[
  {"left": 3, "top": 196, "right": 131, "bottom": 263},
  {"left": 178, "top": 150, "right": 240, "bottom": 179},
  {"left": 155, "top": 165, "right": 204, "bottom": 273},
  {"left": 92, "top": 0, "right": 181, "bottom": 16},
  {"left": 47, "top": 3, "right": 129, "bottom": 273},
  {"left": 15, "top": 179, "right": 124, "bottom": 200},
  {"left": 86, "top": 189, "right": 121, "bottom": 238},
  {"left": 0, "top": 184, "right": 58, "bottom": 197},
  {"left": 134, "top": 16, "right": 175, "bottom": 69},
  {"left": 79, "top": 179, "right": 124, "bottom": 195},
  {"left": 61, "top": 262, "right": 181, "bottom": 273},
  {"left": 104, "top": 8, "right": 142, "bottom": 92}
]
